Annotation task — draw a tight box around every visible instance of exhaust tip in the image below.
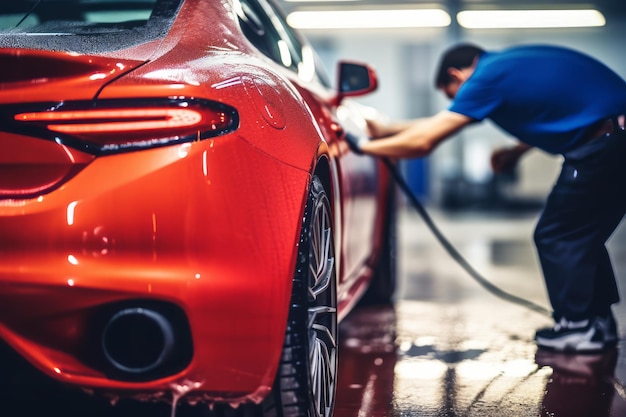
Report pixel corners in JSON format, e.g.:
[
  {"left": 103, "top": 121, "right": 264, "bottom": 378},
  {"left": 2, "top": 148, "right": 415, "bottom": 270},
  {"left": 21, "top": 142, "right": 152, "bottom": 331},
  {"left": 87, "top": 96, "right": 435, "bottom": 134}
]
[{"left": 102, "top": 307, "right": 175, "bottom": 375}]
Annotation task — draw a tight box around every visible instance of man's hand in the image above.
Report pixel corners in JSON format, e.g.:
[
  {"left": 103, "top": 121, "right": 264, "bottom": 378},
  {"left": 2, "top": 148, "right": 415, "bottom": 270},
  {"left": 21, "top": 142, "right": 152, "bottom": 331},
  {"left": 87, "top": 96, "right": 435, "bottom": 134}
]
[{"left": 490, "top": 143, "right": 532, "bottom": 173}]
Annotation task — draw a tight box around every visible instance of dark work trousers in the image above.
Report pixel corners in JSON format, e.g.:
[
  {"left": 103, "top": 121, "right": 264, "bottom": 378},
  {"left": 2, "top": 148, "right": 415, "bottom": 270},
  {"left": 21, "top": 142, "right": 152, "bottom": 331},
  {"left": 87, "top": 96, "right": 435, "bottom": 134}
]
[{"left": 534, "top": 125, "right": 626, "bottom": 322}]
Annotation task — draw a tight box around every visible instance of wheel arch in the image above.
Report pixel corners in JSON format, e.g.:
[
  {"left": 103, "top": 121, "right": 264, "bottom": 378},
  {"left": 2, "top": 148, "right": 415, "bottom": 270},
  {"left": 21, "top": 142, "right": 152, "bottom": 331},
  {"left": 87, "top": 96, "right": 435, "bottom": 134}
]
[
  {"left": 311, "top": 149, "right": 343, "bottom": 289},
  {"left": 313, "top": 155, "right": 332, "bottom": 198}
]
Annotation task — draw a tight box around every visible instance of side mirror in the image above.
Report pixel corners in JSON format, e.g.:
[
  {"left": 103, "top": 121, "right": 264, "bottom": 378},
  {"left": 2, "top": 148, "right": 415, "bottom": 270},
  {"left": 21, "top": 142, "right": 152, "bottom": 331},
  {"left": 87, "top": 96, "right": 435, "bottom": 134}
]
[{"left": 336, "top": 61, "right": 378, "bottom": 104}]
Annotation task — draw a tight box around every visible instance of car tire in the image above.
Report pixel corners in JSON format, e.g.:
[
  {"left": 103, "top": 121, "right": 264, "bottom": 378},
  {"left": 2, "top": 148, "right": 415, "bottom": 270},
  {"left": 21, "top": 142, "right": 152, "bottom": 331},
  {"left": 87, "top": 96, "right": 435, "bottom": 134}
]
[{"left": 261, "top": 174, "right": 338, "bottom": 417}]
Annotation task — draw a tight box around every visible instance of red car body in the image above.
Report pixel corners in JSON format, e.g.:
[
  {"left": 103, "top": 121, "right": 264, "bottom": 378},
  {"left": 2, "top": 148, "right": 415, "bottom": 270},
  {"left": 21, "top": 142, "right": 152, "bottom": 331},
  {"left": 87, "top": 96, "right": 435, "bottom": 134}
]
[{"left": 0, "top": 0, "right": 394, "bottom": 415}]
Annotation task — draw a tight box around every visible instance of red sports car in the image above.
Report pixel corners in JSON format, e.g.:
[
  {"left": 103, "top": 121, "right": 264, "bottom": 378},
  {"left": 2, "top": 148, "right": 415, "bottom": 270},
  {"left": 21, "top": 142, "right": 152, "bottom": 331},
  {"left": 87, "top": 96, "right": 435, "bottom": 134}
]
[{"left": 0, "top": 1, "right": 396, "bottom": 416}]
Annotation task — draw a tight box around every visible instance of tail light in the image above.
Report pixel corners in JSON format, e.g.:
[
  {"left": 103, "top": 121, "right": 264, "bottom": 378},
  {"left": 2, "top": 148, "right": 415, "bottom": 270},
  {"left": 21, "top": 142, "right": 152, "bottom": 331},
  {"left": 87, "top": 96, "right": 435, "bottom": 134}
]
[{"left": 8, "top": 98, "right": 239, "bottom": 155}]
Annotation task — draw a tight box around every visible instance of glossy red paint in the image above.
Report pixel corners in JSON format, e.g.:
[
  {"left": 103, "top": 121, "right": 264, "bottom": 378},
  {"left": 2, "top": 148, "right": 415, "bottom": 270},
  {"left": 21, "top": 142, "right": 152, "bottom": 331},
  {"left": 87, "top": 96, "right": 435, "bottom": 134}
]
[
  {"left": 0, "top": 134, "right": 94, "bottom": 197},
  {"left": 0, "top": 0, "right": 391, "bottom": 411},
  {"left": 0, "top": 49, "right": 144, "bottom": 102}
]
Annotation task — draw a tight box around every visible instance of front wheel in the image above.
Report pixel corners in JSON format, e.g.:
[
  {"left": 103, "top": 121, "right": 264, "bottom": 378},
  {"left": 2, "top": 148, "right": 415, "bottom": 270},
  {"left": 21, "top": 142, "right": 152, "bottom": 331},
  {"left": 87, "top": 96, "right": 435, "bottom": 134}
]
[{"left": 262, "top": 175, "right": 338, "bottom": 417}]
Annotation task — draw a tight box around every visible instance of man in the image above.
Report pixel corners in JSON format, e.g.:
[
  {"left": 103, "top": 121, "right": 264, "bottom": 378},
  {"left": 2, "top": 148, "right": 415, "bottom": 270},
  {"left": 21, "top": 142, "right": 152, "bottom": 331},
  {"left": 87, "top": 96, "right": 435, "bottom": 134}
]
[{"left": 355, "top": 43, "right": 626, "bottom": 352}]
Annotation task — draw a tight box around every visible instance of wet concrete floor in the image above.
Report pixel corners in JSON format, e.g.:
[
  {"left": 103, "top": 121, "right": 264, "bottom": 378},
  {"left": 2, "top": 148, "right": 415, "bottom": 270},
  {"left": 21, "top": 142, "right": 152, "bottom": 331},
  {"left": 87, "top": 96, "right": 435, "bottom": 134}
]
[{"left": 335, "top": 208, "right": 626, "bottom": 417}]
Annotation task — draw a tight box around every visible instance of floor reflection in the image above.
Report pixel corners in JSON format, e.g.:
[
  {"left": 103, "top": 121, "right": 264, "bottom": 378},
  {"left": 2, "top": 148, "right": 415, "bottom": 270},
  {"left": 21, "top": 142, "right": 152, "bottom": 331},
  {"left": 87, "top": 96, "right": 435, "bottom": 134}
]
[
  {"left": 336, "top": 302, "right": 626, "bottom": 417},
  {"left": 334, "top": 305, "right": 397, "bottom": 417},
  {"left": 536, "top": 348, "right": 618, "bottom": 416}
]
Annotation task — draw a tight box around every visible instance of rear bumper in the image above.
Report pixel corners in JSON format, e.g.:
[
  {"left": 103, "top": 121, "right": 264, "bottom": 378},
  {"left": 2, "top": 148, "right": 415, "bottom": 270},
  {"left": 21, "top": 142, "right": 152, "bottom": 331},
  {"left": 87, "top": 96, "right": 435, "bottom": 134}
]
[{"left": 0, "top": 138, "right": 311, "bottom": 401}]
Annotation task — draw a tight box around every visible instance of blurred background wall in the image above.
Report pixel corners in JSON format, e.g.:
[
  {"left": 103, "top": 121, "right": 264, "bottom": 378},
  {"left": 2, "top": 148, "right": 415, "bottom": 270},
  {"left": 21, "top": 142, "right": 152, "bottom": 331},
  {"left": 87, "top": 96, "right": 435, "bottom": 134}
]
[{"left": 278, "top": 0, "right": 626, "bottom": 211}]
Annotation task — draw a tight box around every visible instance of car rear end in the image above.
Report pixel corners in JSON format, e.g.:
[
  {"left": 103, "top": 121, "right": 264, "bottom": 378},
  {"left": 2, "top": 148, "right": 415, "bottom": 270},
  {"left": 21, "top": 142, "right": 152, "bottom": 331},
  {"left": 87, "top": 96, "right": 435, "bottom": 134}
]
[{"left": 0, "top": 0, "right": 318, "bottom": 405}]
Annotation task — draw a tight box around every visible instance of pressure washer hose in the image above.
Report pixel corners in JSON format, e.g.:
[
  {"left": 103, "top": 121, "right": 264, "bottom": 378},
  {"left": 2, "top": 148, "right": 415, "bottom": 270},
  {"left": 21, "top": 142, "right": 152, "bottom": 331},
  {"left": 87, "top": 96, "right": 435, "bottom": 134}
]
[{"left": 380, "top": 157, "right": 552, "bottom": 317}]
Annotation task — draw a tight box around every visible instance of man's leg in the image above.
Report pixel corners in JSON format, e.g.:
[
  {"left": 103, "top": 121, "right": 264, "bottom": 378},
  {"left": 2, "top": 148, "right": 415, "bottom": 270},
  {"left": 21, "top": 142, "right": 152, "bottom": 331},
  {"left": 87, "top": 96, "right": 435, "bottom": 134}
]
[
  {"left": 534, "top": 181, "right": 620, "bottom": 322},
  {"left": 533, "top": 130, "right": 626, "bottom": 351}
]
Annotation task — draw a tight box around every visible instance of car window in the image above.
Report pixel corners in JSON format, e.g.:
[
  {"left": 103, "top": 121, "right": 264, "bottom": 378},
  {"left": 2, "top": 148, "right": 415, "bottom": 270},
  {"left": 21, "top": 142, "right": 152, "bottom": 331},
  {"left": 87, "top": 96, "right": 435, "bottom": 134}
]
[
  {"left": 0, "top": 0, "right": 182, "bottom": 52},
  {"left": 237, "top": 0, "right": 330, "bottom": 87},
  {"left": 236, "top": 0, "right": 296, "bottom": 70}
]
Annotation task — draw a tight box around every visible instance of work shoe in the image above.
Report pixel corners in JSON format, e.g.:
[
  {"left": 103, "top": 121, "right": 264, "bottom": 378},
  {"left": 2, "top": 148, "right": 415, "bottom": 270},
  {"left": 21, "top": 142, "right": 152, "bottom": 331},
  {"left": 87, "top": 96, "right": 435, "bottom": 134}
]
[{"left": 535, "top": 317, "right": 609, "bottom": 353}]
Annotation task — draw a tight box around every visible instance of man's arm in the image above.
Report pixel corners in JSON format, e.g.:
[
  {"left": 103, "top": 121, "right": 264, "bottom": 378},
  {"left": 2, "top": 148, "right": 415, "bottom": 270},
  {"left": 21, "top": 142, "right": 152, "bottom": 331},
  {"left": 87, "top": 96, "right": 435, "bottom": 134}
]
[{"left": 361, "top": 110, "right": 475, "bottom": 159}]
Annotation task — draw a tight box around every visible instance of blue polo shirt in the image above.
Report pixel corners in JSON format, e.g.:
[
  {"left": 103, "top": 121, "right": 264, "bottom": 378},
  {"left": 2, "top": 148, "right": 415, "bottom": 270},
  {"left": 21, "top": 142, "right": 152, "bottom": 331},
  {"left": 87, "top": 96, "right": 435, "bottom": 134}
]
[{"left": 449, "top": 45, "right": 626, "bottom": 154}]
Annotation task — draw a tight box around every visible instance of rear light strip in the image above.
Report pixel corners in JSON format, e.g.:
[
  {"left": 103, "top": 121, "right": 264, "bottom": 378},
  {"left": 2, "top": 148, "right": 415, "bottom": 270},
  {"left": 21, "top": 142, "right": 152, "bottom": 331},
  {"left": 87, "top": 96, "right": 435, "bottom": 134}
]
[
  {"left": 7, "top": 98, "right": 239, "bottom": 155},
  {"left": 15, "top": 108, "right": 204, "bottom": 133}
]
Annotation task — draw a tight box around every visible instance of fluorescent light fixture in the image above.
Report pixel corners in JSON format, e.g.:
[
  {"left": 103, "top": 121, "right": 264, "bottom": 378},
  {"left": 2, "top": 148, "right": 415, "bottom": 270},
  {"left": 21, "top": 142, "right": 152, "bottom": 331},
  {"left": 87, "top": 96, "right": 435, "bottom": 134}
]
[
  {"left": 457, "top": 9, "right": 606, "bottom": 29},
  {"left": 286, "top": 9, "right": 451, "bottom": 29}
]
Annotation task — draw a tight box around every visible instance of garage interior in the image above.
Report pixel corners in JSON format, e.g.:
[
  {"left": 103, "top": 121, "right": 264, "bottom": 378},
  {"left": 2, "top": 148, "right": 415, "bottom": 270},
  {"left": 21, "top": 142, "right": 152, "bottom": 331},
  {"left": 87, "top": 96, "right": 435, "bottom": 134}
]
[{"left": 277, "top": 0, "right": 626, "bottom": 415}]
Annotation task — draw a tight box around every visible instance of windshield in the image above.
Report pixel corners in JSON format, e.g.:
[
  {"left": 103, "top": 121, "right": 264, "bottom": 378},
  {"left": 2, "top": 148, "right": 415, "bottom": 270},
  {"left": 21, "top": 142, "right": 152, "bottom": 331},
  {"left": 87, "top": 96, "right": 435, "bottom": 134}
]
[{"left": 0, "top": 0, "right": 182, "bottom": 53}]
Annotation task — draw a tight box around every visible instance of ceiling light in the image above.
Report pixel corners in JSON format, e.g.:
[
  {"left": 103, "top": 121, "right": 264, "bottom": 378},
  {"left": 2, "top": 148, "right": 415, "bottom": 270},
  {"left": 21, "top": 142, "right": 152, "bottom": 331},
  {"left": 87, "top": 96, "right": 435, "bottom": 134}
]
[
  {"left": 286, "top": 9, "right": 451, "bottom": 29},
  {"left": 457, "top": 9, "right": 606, "bottom": 29}
]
